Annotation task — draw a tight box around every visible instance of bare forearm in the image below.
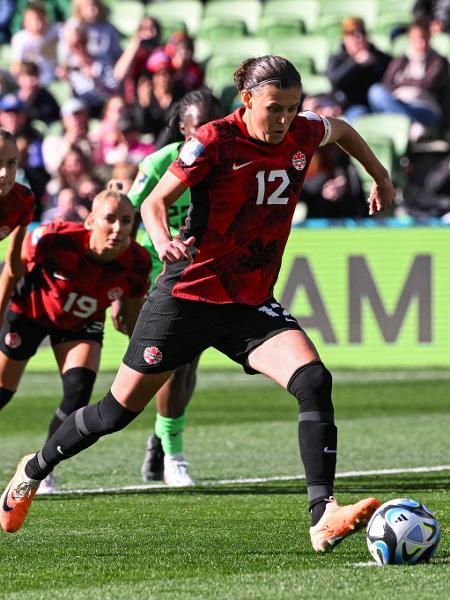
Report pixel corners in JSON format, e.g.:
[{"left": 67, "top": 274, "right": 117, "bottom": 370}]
[
  {"left": 333, "top": 121, "right": 389, "bottom": 182},
  {"left": 141, "top": 198, "right": 172, "bottom": 254}
]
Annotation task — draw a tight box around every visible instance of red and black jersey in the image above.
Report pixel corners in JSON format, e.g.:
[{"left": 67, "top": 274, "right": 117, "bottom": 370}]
[
  {"left": 0, "top": 183, "right": 35, "bottom": 240},
  {"left": 160, "top": 107, "right": 330, "bottom": 305},
  {"left": 10, "top": 221, "right": 151, "bottom": 331}
]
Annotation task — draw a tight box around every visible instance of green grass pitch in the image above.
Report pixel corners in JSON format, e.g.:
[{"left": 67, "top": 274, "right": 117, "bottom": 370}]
[{"left": 0, "top": 370, "right": 449, "bottom": 599}]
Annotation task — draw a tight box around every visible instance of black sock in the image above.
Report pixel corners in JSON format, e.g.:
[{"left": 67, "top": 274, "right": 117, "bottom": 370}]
[
  {"left": 310, "top": 497, "right": 328, "bottom": 526},
  {"left": 299, "top": 420, "right": 337, "bottom": 497},
  {"left": 25, "top": 391, "right": 140, "bottom": 480},
  {"left": 47, "top": 368, "right": 97, "bottom": 439},
  {"left": 0, "top": 387, "right": 14, "bottom": 410},
  {"left": 287, "top": 362, "right": 337, "bottom": 519}
]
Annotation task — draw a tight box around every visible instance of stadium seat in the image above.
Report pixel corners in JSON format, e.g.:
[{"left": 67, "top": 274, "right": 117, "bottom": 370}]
[
  {"left": 209, "top": 37, "right": 270, "bottom": 63},
  {"left": 31, "top": 119, "right": 49, "bottom": 136},
  {"left": 262, "top": 0, "right": 321, "bottom": 34},
  {"left": 47, "top": 80, "right": 73, "bottom": 106},
  {"left": 430, "top": 33, "right": 450, "bottom": 58},
  {"left": 255, "top": 15, "right": 306, "bottom": 41},
  {"left": 147, "top": 1, "right": 203, "bottom": 37},
  {"left": 353, "top": 113, "right": 411, "bottom": 159},
  {"left": 109, "top": 1, "right": 145, "bottom": 37},
  {"left": 203, "top": 0, "right": 262, "bottom": 35},
  {"left": 317, "top": 0, "right": 379, "bottom": 29},
  {"left": 160, "top": 19, "right": 188, "bottom": 41},
  {"left": 193, "top": 38, "right": 213, "bottom": 65},
  {"left": 310, "top": 15, "right": 346, "bottom": 52},
  {"left": 197, "top": 16, "right": 247, "bottom": 42},
  {"left": 351, "top": 137, "right": 396, "bottom": 196},
  {"left": 369, "top": 13, "right": 410, "bottom": 38},
  {"left": 270, "top": 35, "right": 330, "bottom": 74},
  {"left": 0, "top": 44, "right": 11, "bottom": 69},
  {"left": 368, "top": 32, "right": 392, "bottom": 54},
  {"left": 352, "top": 113, "right": 411, "bottom": 190},
  {"left": 300, "top": 73, "right": 332, "bottom": 96},
  {"left": 205, "top": 55, "right": 238, "bottom": 98}
]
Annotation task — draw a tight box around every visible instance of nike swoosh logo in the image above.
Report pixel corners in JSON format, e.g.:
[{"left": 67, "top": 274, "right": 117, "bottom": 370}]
[
  {"left": 232, "top": 161, "right": 254, "bottom": 171},
  {"left": 57, "top": 445, "right": 70, "bottom": 457},
  {"left": 53, "top": 272, "right": 69, "bottom": 281},
  {"left": 324, "top": 447, "right": 337, "bottom": 454},
  {"left": 2, "top": 486, "right": 13, "bottom": 512}
]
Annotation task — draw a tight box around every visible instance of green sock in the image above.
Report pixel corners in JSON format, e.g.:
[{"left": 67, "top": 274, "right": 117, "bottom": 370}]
[{"left": 155, "top": 413, "right": 186, "bottom": 455}]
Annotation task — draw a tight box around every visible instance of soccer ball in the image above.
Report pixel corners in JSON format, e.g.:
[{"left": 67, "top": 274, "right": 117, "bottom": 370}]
[{"left": 366, "top": 498, "right": 440, "bottom": 566}]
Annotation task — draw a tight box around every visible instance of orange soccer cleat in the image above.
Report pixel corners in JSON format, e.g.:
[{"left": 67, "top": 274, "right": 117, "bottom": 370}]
[
  {"left": 0, "top": 454, "right": 41, "bottom": 533},
  {"left": 310, "top": 496, "right": 381, "bottom": 553}
]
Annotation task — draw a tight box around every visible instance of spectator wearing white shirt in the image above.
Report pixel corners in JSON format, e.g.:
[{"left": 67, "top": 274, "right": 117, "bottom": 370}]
[{"left": 10, "top": 2, "right": 59, "bottom": 86}]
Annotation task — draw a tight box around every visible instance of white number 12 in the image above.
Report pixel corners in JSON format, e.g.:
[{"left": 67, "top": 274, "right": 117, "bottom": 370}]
[{"left": 255, "top": 170, "right": 290, "bottom": 205}]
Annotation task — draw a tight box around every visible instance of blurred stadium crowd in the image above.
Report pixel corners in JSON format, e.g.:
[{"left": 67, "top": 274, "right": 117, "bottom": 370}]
[{"left": 1, "top": 0, "right": 450, "bottom": 222}]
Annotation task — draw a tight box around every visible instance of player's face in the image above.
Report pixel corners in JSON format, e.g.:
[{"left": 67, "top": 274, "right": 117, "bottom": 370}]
[
  {"left": 242, "top": 85, "right": 301, "bottom": 144},
  {"left": 88, "top": 197, "right": 134, "bottom": 256},
  {"left": 0, "top": 137, "right": 19, "bottom": 198},
  {"left": 179, "top": 103, "right": 218, "bottom": 138}
]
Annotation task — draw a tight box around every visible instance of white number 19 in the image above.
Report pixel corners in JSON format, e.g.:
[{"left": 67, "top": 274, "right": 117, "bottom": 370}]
[{"left": 63, "top": 292, "right": 98, "bottom": 318}]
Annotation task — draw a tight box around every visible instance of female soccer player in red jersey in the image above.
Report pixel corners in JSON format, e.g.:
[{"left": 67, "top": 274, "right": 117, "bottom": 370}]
[
  {"left": 1, "top": 56, "right": 395, "bottom": 552},
  {"left": 0, "top": 181, "right": 151, "bottom": 492},
  {"left": 0, "top": 129, "right": 35, "bottom": 328}
]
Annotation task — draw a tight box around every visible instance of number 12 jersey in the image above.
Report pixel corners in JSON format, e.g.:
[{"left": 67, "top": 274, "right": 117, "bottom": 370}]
[{"left": 159, "top": 107, "right": 330, "bottom": 306}]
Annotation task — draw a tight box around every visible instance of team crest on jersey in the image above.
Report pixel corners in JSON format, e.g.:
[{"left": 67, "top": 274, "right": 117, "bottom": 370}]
[
  {"left": 5, "top": 332, "right": 21, "bottom": 349},
  {"left": 107, "top": 287, "right": 124, "bottom": 301},
  {"left": 292, "top": 151, "right": 307, "bottom": 171},
  {"left": 0, "top": 226, "right": 11, "bottom": 240},
  {"left": 143, "top": 345, "right": 162, "bottom": 365},
  {"left": 179, "top": 137, "right": 205, "bottom": 166}
]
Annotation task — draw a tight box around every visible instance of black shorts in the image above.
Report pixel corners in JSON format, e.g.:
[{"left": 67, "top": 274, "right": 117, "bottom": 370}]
[
  {"left": 0, "top": 309, "right": 104, "bottom": 361},
  {"left": 123, "top": 287, "right": 302, "bottom": 375}
]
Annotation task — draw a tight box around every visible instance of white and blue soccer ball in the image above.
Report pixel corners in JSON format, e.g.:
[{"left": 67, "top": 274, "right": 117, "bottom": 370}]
[{"left": 366, "top": 498, "right": 440, "bottom": 566}]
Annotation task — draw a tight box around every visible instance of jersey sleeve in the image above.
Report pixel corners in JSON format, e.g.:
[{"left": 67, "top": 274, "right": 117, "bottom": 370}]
[
  {"left": 297, "top": 111, "right": 332, "bottom": 148},
  {"left": 168, "top": 125, "right": 220, "bottom": 187},
  {"left": 23, "top": 223, "right": 53, "bottom": 263},
  {"left": 128, "top": 155, "right": 160, "bottom": 209}
]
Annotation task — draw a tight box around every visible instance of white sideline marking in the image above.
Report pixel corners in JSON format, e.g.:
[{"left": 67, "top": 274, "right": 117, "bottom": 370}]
[{"left": 40, "top": 464, "right": 450, "bottom": 497}]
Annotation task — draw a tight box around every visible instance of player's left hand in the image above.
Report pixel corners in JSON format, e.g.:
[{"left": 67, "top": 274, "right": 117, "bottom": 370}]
[
  {"left": 367, "top": 177, "right": 396, "bottom": 216},
  {"left": 110, "top": 299, "right": 128, "bottom": 335}
]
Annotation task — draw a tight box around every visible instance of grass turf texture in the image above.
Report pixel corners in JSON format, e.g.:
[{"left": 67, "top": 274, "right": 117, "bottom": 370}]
[{"left": 0, "top": 371, "right": 449, "bottom": 599}]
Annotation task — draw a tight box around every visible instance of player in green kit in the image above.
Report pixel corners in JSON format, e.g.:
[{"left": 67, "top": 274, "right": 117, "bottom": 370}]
[{"left": 127, "top": 89, "right": 222, "bottom": 486}]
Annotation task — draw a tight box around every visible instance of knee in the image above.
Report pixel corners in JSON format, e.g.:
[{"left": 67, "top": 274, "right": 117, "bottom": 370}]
[
  {"left": 62, "top": 367, "right": 97, "bottom": 398},
  {"left": 81, "top": 391, "right": 139, "bottom": 435},
  {"left": 368, "top": 83, "right": 387, "bottom": 107},
  {"left": 287, "top": 361, "right": 333, "bottom": 419}
]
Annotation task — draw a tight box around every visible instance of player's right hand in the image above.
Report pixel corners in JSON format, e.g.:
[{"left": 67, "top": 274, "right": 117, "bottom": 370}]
[{"left": 158, "top": 236, "right": 196, "bottom": 264}]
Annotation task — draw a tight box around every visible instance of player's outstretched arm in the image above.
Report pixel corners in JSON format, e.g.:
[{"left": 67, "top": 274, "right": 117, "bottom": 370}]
[
  {"left": 141, "top": 171, "right": 195, "bottom": 263},
  {"left": 325, "top": 117, "right": 396, "bottom": 216}
]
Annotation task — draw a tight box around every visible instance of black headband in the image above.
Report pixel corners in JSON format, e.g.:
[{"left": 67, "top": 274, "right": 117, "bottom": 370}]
[{"left": 246, "top": 76, "right": 301, "bottom": 90}]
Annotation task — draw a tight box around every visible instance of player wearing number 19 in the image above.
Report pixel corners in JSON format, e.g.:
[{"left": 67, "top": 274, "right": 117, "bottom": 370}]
[
  {"left": 0, "top": 181, "right": 150, "bottom": 492},
  {"left": 1, "top": 55, "right": 395, "bottom": 552}
]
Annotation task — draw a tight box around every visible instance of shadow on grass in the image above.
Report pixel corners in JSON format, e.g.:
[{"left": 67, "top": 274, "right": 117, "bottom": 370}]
[{"left": 37, "top": 472, "right": 450, "bottom": 501}]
